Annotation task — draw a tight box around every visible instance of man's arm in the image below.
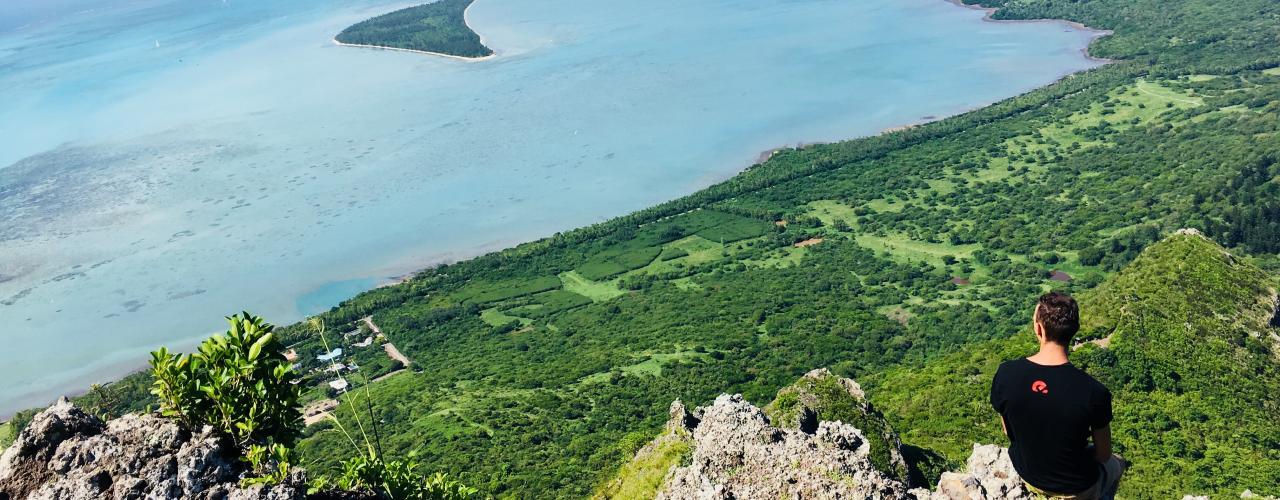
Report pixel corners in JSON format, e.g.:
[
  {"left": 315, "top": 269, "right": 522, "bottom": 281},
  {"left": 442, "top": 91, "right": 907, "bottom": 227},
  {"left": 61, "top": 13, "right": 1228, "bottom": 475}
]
[{"left": 1091, "top": 425, "right": 1112, "bottom": 463}]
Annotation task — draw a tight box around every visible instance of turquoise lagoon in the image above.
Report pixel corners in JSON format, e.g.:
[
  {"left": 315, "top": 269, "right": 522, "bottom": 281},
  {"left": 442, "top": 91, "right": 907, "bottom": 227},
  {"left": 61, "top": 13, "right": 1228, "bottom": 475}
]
[{"left": 0, "top": 0, "right": 1101, "bottom": 415}]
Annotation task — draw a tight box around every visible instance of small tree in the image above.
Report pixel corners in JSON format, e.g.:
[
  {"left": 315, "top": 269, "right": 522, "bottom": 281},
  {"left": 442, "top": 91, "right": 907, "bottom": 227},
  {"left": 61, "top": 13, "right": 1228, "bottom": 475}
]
[{"left": 149, "top": 312, "right": 302, "bottom": 451}]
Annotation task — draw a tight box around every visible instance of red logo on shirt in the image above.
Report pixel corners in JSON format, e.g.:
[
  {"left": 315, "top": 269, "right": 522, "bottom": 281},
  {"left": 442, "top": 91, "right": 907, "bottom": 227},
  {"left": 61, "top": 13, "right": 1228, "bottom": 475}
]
[{"left": 1031, "top": 380, "right": 1049, "bottom": 394}]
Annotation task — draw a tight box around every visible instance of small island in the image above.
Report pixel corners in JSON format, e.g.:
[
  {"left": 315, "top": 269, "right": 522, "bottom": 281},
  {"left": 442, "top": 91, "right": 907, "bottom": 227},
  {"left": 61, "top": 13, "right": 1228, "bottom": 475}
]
[{"left": 334, "top": 0, "right": 493, "bottom": 59}]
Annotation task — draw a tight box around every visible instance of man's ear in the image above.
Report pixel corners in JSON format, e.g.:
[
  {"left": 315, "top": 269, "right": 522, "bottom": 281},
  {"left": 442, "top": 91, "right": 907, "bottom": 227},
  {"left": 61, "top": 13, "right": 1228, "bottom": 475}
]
[{"left": 1032, "top": 305, "right": 1044, "bottom": 340}]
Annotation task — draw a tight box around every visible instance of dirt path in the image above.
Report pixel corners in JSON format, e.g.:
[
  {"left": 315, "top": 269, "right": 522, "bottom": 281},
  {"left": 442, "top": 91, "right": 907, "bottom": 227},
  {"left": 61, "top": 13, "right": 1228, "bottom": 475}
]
[
  {"left": 372, "top": 369, "right": 407, "bottom": 383},
  {"left": 302, "top": 399, "right": 339, "bottom": 426},
  {"left": 363, "top": 316, "right": 412, "bottom": 367}
]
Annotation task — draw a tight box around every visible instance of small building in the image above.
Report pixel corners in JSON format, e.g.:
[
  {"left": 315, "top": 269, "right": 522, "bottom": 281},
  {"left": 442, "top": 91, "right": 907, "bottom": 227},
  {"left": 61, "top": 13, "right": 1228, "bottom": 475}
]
[
  {"left": 317, "top": 348, "right": 343, "bottom": 362},
  {"left": 328, "top": 378, "right": 349, "bottom": 392},
  {"left": 353, "top": 336, "right": 374, "bottom": 348},
  {"left": 324, "top": 363, "right": 347, "bottom": 373}
]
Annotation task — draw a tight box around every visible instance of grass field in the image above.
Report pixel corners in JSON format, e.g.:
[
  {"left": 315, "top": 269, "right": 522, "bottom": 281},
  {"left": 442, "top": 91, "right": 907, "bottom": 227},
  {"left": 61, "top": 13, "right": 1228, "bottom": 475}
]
[
  {"left": 1265, "top": 67, "right": 1280, "bottom": 76},
  {"left": 479, "top": 307, "right": 532, "bottom": 327},
  {"left": 854, "top": 232, "right": 980, "bottom": 266},
  {"left": 744, "top": 245, "right": 807, "bottom": 269},
  {"left": 620, "top": 350, "right": 707, "bottom": 377},
  {"left": 452, "top": 276, "right": 562, "bottom": 304},
  {"left": 657, "top": 246, "right": 689, "bottom": 261},
  {"left": 1007, "top": 79, "right": 1203, "bottom": 159},
  {"left": 521, "top": 290, "right": 593, "bottom": 318},
  {"left": 807, "top": 200, "right": 858, "bottom": 226},
  {"left": 559, "top": 271, "right": 626, "bottom": 302},
  {"left": 577, "top": 244, "right": 663, "bottom": 280}
]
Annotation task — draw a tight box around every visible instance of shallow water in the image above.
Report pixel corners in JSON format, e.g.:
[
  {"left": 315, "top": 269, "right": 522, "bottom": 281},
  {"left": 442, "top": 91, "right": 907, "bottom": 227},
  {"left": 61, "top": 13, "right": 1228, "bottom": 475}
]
[{"left": 0, "top": 0, "right": 1100, "bottom": 416}]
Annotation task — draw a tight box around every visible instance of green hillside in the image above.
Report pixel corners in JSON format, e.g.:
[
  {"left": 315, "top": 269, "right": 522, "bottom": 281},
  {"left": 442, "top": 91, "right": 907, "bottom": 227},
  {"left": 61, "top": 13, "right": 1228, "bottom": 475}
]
[
  {"left": 299, "top": 0, "right": 1280, "bottom": 493},
  {"left": 867, "top": 233, "right": 1280, "bottom": 496},
  {"left": 335, "top": 0, "right": 492, "bottom": 58},
  {"left": 9, "top": 0, "right": 1280, "bottom": 497}
]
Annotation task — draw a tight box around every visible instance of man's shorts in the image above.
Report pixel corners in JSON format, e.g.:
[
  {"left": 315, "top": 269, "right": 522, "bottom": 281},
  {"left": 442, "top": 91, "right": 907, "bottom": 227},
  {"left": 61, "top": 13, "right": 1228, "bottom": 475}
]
[{"left": 1025, "top": 454, "right": 1126, "bottom": 500}]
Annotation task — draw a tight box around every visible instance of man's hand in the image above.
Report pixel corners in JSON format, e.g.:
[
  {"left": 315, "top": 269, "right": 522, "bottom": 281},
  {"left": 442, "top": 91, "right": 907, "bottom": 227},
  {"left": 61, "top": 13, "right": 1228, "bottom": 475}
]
[{"left": 1091, "top": 425, "right": 1112, "bottom": 463}]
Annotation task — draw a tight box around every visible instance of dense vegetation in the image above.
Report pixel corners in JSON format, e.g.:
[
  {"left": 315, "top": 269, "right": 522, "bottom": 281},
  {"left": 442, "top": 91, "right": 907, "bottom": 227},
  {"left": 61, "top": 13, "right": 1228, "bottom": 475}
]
[
  {"left": 6, "top": 0, "right": 1280, "bottom": 497},
  {"left": 867, "top": 234, "right": 1280, "bottom": 496},
  {"left": 335, "top": 0, "right": 493, "bottom": 58}
]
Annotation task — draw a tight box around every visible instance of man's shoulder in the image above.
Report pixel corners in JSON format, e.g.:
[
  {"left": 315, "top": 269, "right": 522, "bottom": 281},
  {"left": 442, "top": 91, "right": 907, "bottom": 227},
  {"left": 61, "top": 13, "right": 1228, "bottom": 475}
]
[
  {"left": 1067, "top": 364, "right": 1112, "bottom": 395},
  {"left": 995, "top": 358, "right": 1027, "bottom": 374}
]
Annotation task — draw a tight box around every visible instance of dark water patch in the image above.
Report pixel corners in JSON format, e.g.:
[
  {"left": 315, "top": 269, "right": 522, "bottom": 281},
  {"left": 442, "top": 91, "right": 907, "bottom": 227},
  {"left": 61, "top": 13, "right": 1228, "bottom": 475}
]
[
  {"left": 167, "top": 289, "right": 206, "bottom": 300},
  {"left": 49, "top": 271, "right": 86, "bottom": 282},
  {"left": 2, "top": 287, "right": 33, "bottom": 306},
  {"left": 0, "top": 139, "right": 259, "bottom": 243},
  {"left": 122, "top": 300, "right": 145, "bottom": 313}
]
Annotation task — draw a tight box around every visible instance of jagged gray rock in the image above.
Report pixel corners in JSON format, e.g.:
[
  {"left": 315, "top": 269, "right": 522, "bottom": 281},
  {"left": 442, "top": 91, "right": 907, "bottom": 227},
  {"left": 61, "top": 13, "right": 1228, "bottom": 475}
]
[
  {"left": 627, "top": 371, "right": 1040, "bottom": 500},
  {"left": 0, "top": 398, "right": 308, "bottom": 500},
  {"left": 927, "top": 444, "right": 1028, "bottom": 500},
  {"left": 656, "top": 393, "right": 917, "bottom": 499}
]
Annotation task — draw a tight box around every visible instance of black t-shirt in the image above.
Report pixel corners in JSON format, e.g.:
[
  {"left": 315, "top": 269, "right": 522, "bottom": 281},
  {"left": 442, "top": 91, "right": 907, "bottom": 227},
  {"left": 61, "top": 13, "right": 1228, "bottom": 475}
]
[{"left": 990, "top": 358, "right": 1112, "bottom": 494}]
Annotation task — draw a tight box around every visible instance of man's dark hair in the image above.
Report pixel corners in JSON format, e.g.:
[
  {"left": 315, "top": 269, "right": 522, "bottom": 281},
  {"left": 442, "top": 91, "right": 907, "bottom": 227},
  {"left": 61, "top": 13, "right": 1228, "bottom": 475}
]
[{"left": 1036, "top": 292, "right": 1079, "bottom": 344}]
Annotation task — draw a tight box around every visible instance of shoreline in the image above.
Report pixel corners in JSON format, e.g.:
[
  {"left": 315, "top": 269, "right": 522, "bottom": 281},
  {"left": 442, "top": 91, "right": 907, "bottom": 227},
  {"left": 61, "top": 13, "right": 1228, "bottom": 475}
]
[
  {"left": 2, "top": 0, "right": 1114, "bottom": 423},
  {"left": 752, "top": 0, "right": 1111, "bottom": 167},
  {"left": 331, "top": 39, "right": 496, "bottom": 62},
  {"left": 942, "top": 0, "right": 1115, "bottom": 63},
  {"left": 332, "top": 0, "right": 495, "bottom": 62}
]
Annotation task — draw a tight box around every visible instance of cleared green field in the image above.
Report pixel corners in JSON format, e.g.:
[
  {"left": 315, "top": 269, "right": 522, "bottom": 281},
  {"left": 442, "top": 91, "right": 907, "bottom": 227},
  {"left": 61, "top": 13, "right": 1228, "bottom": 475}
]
[
  {"left": 745, "top": 245, "right": 807, "bottom": 269},
  {"left": 806, "top": 200, "right": 858, "bottom": 226},
  {"left": 577, "top": 244, "right": 662, "bottom": 280},
  {"left": 575, "top": 350, "right": 711, "bottom": 384},
  {"left": 517, "top": 290, "right": 593, "bottom": 318},
  {"left": 622, "top": 350, "right": 709, "bottom": 376},
  {"left": 1007, "top": 79, "right": 1203, "bottom": 158},
  {"left": 648, "top": 209, "right": 772, "bottom": 243},
  {"left": 854, "top": 232, "right": 981, "bottom": 266},
  {"left": 696, "top": 218, "right": 770, "bottom": 242},
  {"left": 479, "top": 307, "right": 532, "bottom": 327},
  {"left": 657, "top": 247, "right": 689, "bottom": 261},
  {"left": 559, "top": 271, "right": 626, "bottom": 302},
  {"left": 1265, "top": 67, "right": 1280, "bottom": 76},
  {"left": 452, "top": 276, "right": 562, "bottom": 304}
]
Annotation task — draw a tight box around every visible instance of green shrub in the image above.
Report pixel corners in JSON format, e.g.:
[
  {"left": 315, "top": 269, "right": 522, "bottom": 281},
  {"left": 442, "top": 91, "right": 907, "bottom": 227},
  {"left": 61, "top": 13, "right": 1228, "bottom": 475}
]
[
  {"left": 315, "top": 451, "right": 477, "bottom": 499},
  {"left": 149, "top": 312, "right": 302, "bottom": 451}
]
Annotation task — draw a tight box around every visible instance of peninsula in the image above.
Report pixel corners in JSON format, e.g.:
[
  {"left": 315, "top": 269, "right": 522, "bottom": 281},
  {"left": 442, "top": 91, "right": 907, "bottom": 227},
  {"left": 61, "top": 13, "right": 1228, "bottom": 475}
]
[{"left": 335, "top": 0, "right": 493, "bottom": 59}]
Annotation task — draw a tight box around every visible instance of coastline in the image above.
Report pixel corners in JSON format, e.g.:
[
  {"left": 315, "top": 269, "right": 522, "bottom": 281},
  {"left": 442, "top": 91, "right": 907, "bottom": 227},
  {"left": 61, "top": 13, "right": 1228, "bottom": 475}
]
[
  {"left": 332, "top": 0, "right": 495, "bottom": 61},
  {"left": 2, "top": 0, "right": 1114, "bottom": 422},
  {"left": 331, "top": 39, "right": 496, "bottom": 62},
  {"left": 942, "top": 0, "right": 1114, "bottom": 63},
  {"left": 751, "top": 0, "right": 1111, "bottom": 169}
]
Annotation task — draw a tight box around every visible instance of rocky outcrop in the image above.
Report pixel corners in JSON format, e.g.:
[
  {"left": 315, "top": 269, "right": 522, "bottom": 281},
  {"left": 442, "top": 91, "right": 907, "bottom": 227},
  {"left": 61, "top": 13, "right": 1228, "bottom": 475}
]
[
  {"left": 630, "top": 370, "right": 1037, "bottom": 500},
  {"left": 926, "top": 444, "right": 1028, "bottom": 500},
  {"left": 657, "top": 394, "right": 917, "bottom": 499},
  {"left": 763, "top": 368, "right": 910, "bottom": 483},
  {"left": 0, "top": 398, "right": 309, "bottom": 500}
]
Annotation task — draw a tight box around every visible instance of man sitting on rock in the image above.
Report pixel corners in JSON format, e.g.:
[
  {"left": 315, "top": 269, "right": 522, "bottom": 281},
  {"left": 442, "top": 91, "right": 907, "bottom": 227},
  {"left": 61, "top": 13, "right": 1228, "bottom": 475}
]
[{"left": 990, "top": 292, "right": 1125, "bottom": 499}]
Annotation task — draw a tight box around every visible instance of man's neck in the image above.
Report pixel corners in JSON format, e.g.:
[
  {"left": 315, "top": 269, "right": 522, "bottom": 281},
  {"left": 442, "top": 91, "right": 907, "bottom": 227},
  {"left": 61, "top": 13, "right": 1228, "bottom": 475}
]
[{"left": 1027, "top": 343, "right": 1070, "bottom": 366}]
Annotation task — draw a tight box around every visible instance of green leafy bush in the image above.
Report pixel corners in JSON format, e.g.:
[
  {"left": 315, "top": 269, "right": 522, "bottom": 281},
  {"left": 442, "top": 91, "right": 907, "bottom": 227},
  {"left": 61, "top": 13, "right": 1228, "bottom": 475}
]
[
  {"left": 322, "top": 452, "right": 479, "bottom": 500},
  {"left": 149, "top": 312, "right": 302, "bottom": 451}
]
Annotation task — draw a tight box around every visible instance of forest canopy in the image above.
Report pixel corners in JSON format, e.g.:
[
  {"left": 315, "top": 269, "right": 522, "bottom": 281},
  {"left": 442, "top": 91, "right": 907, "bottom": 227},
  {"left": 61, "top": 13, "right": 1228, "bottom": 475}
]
[{"left": 335, "top": 0, "right": 493, "bottom": 58}]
